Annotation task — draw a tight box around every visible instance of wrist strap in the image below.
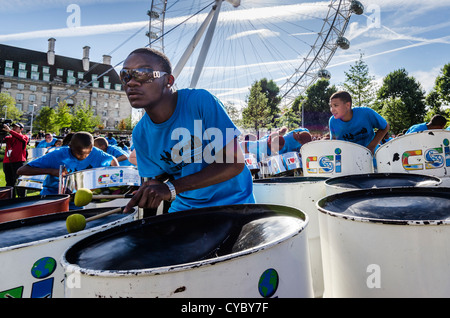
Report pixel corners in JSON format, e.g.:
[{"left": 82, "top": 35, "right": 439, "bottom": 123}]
[{"left": 165, "top": 181, "right": 176, "bottom": 202}]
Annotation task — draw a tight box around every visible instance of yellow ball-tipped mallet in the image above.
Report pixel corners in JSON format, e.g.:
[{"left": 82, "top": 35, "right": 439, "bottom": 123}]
[
  {"left": 66, "top": 207, "right": 123, "bottom": 233},
  {"left": 73, "top": 188, "right": 134, "bottom": 207}
]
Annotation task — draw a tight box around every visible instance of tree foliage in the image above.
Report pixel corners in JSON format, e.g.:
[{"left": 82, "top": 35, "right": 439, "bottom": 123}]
[
  {"left": 242, "top": 81, "right": 270, "bottom": 133},
  {"left": 342, "top": 53, "right": 377, "bottom": 107},
  {"left": 70, "top": 101, "right": 101, "bottom": 133},
  {"left": 0, "top": 93, "right": 23, "bottom": 122}
]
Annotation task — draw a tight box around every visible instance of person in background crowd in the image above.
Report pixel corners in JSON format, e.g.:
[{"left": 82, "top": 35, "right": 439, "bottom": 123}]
[
  {"left": 36, "top": 133, "right": 56, "bottom": 148},
  {"left": 94, "top": 137, "right": 132, "bottom": 166},
  {"left": 405, "top": 114, "right": 447, "bottom": 134},
  {"left": 105, "top": 132, "right": 118, "bottom": 146},
  {"left": 2, "top": 122, "right": 29, "bottom": 198}
]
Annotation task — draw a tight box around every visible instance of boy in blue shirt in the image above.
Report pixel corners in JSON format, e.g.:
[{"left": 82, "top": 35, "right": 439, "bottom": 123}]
[
  {"left": 17, "top": 132, "right": 118, "bottom": 197},
  {"left": 36, "top": 133, "right": 56, "bottom": 148},
  {"left": 279, "top": 128, "right": 312, "bottom": 154},
  {"left": 94, "top": 137, "right": 133, "bottom": 166},
  {"left": 405, "top": 114, "right": 447, "bottom": 134},
  {"left": 121, "top": 48, "right": 255, "bottom": 213},
  {"left": 329, "top": 91, "right": 390, "bottom": 154}
]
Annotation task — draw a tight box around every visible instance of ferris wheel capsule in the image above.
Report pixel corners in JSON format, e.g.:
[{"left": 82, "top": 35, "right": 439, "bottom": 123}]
[
  {"left": 350, "top": 0, "right": 364, "bottom": 15},
  {"left": 318, "top": 69, "right": 331, "bottom": 80},
  {"left": 336, "top": 36, "right": 350, "bottom": 50}
]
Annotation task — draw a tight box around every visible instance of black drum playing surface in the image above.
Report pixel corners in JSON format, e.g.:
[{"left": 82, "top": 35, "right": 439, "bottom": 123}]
[
  {"left": 325, "top": 173, "right": 441, "bottom": 189},
  {"left": 318, "top": 188, "right": 450, "bottom": 222},
  {"left": 64, "top": 204, "right": 306, "bottom": 271},
  {"left": 0, "top": 208, "right": 133, "bottom": 249}
]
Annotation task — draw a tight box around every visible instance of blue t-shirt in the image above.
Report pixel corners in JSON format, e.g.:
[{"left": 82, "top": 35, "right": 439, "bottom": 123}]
[
  {"left": 37, "top": 139, "right": 56, "bottom": 148},
  {"left": 405, "top": 123, "right": 428, "bottom": 134},
  {"left": 329, "top": 107, "right": 388, "bottom": 147},
  {"left": 279, "top": 127, "right": 309, "bottom": 154},
  {"left": 105, "top": 145, "right": 132, "bottom": 166},
  {"left": 132, "top": 88, "right": 255, "bottom": 212},
  {"left": 106, "top": 137, "right": 118, "bottom": 146},
  {"left": 28, "top": 146, "right": 115, "bottom": 195}
]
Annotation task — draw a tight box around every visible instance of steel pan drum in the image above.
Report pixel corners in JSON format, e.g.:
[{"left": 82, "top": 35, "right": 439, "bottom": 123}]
[
  {"left": 0, "top": 207, "right": 137, "bottom": 298},
  {"left": 375, "top": 130, "right": 450, "bottom": 186},
  {"left": 301, "top": 140, "right": 374, "bottom": 177},
  {"left": 16, "top": 174, "right": 46, "bottom": 191},
  {"left": 27, "top": 147, "right": 47, "bottom": 161},
  {"left": 62, "top": 204, "right": 313, "bottom": 298},
  {"left": 244, "top": 153, "right": 260, "bottom": 175},
  {"left": 317, "top": 187, "right": 450, "bottom": 298},
  {"left": 0, "top": 187, "right": 13, "bottom": 200},
  {"left": 281, "top": 151, "right": 302, "bottom": 174},
  {"left": 0, "top": 195, "right": 70, "bottom": 223},
  {"left": 253, "top": 177, "right": 328, "bottom": 298},
  {"left": 65, "top": 166, "right": 141, "bottom": 192},
  {"left": 325, "top": 173, "right": 442, "bottom": 196}
]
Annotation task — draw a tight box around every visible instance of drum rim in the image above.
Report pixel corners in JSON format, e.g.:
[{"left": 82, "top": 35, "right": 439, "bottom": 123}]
[
  {"left": 317, "top": 187, "right": 450, "bottom": 225},
  {"left": 61, "top": 204, "right": 309, "bottom": 277},
  {"left": 324, "top": 172, "right": 442, "bottom": 187}
]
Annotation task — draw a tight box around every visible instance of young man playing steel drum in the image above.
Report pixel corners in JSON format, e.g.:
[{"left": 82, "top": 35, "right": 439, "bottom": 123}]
[{"left": 121, "top": 48, "right": 254, "bottom": 213}]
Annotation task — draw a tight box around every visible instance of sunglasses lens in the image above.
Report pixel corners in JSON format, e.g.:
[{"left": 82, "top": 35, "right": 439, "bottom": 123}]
[{"left": 120, "top": 68, "right": 154, "bottom": 85}]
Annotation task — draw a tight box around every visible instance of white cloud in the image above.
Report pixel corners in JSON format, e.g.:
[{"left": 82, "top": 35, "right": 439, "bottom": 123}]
[{"left": 226, "top": 29, "right": 279, "bottom": 41}]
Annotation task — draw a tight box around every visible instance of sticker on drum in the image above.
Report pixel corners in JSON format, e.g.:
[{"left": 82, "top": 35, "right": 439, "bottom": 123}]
[
  {"left": 281, "top": 152, "right": 301, "bottom": 171},
  {"left": 65, "top": 166, "right": 141, "bottom": 192},
  {"left": 244, "top": 153, "right": 259, "bottom": 173},
  {"left": 300, "top": 140, "right": 373, "bottom": 177},
  {"left": 375, "top": 130, "right": 450, "bottom": 178}
]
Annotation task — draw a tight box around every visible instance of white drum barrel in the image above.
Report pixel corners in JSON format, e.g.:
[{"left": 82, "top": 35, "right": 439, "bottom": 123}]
[
  {"left": 27, "top": 148, "right": 47, "bottom": 161},
  {"left": 375, "top": 130, "right": 450, "bottom": 186},
  {"left": 325, "top": 173, "right": 442, "bottom": 196},
  {"left": 0, "top": 207, "right": 137, "bottom": 298},
  {"left": 301, "top": 140, "right": 374, "bottom": 177},
  {"left": 253, "top": 177, "right": 328, "bottom": 298},
  {"left": 62, "top": 204, "right": 313, "bottom": 298},
  {"left": 317, "top": 187, "right": 450, "bottom": 297}
]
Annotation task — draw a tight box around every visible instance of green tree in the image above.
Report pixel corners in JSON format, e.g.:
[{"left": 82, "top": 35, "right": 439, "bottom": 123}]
[
  {"left": 35, "top": 106, "right": 57, "bottom": 133},
  {"left": 300, "top": 79, "right": 337, "bottom": 133},
  {"left": 70, "top": 101, "right": 101, "bottom": 132},
  {"left": 0, "top": 93, "right": 23, "bottom": 122},
  {"left": 342, "top": 53, "right": 377, "bottom": 107},
  {"left": 426, "top": 63, "right": 450, "bottom": 110},
  {"left": 279, "top": 95, "right": 304, "bottom": 130},
  {"left": 54, "top": 101, "right": 73, "bottom": 134},
  {"left": 242, "top": 81, "right": 270, "bottom": 133},
  {"left": 223, "top": 101, "right": 242, "bottom": 127},
  {"left": 379, "top": 97, "right": 410, "bottom": 135},
  {"left": 376, "top": 68, "right": 426, "bottom": 132},
  {"left": 258, "top": 78, "right": 281, "bottom": 125}
]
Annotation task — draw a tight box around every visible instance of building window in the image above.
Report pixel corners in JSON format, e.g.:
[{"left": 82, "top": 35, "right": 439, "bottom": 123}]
[
  {"left": 43, "top": 74, "right": 50, "bottom": 81},
  {"left": 30, "top": 85, "right": 37, "bottom": 91},
  {"left": 42, "top": 66, "right": 50, "bottom": 74},
  {"left": 104, "top": 102, "right": 108, "bottom": 108},
  {"left": 17, "top": 83, "right": 25, "bottom": 90},
  {"left": 18, "top": 62, "right": 26, "bottom": 70},
  {"left": 92, "top": 74, "right": 98, "bottom": 81},
  {"left": 16, "top": 103, "right": 23, "bottom": 111},
  {"left": 3, "top": 82, "right": 12, "bottom": 89},
  {"left": 42, "top": 87, "right": 48, "bottom": 93},
  {"left": 18, "top": 70, "right": 27, "bottom": 79},
  {"left": 67, "top": 77, "right": 76, "bottom": 84},
  {"left": 92, "top": 81, "right": 99, "bottom": 88},
  {"left": 91, "top": 100, "right": 97, "bottom": 106},
  {"left": 41, "top": 95, "right": 47, "bottom": 103},
  {"left": 5, "top": 60, "right": 13, "bottom": 68},
  {"left": 31, "top": 64, "right": 39, "bottom": 72},
  {"left": 29, "top": 94, "right": 36, "bottom": 102},
  {"left": 115, "top": 84, "right": 122, "bottom": 91},
  {"left": 16, "top": 93, "right": 24, "bottom": 101},
  {"left": 57, "top": 69, "right": 64, "bottom": 76},
  {"left": 104, "top": 82, "right": 111, "bottom": 89},
  {"left": 103, "top": 76, "right": 109, "bottom": 83},
  {"left": 67, "top": 70, "right": 74, "bottom": 78},
  {"left": 4, "top": 68, "right": 14, "bottom": 77},
  {"left": 92, "top": 92, "right": 97, "bottom": 98},
  {"left": 31, "top": 72, "right": 40, "bottom": 80},
  {"left": 77, "top": 72, "right": 84, "bottom": 79}
]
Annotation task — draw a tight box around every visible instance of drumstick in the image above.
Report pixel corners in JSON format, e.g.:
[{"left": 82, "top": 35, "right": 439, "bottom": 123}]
[
  {"left": 73, "top": 188, "right": 133, "bottom": 207},
  {"left": 66, "top": 207, "right": 123, "bottom": 233}
]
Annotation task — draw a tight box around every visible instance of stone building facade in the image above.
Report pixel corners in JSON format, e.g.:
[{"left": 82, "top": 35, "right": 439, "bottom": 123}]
[{"left": 0, "top": 38, "right": 136, "bottom": 131}]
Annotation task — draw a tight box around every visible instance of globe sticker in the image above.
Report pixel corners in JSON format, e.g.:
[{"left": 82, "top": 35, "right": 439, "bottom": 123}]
[
  {"left": 258, "top": 268, "right": 279, "bottom": 298},
  {"left": 31, "top": 257, "right": 57, "bottom": 279}
]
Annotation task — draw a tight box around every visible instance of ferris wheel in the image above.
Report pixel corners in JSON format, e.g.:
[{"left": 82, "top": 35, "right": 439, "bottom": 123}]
[{"left": 147, "top": 0, "right": 364, "bottom": 107}]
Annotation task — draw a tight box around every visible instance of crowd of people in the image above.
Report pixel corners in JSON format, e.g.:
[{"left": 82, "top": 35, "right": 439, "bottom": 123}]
[{"left": 2, "top": 47, "right": 449, "bottom": 213}]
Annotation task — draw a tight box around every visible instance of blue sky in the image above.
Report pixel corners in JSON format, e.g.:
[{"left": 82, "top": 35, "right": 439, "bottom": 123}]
[{"left": 1, "top": 0, "right": 449, "bottom": 108}]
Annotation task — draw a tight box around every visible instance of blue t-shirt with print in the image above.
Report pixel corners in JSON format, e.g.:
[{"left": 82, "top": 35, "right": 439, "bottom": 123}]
[
  {"left": 28, "top": 146, "right": 115, "bottom": 195},
  {"left": 105, "top": 145, "right": 132, "bottom": 166},
  {"left": 329, "top": 107, "right": 388, "bottom": 147},
  {"left": 132, "top": 88, "right": 255, "bottom": 212},
  {"left": 279, "top": 127, "right": 309, "bottom": 154},
  {"left": 405, "top": 123, "right": 427, "bottom": 134}
]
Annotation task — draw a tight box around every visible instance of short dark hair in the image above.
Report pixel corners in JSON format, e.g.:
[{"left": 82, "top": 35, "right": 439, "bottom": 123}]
[
  {"left": 429, "top": 114, "right": 447, "bottom": 127},
  {"left": 128, "top": 47, "right": 172, "bottom": 74},
  {"left": 69, "top": 132, "right": 94, "bottom": 152},
  {"left": 330, "top": 91, "right": 352, "bottom": 105}
]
